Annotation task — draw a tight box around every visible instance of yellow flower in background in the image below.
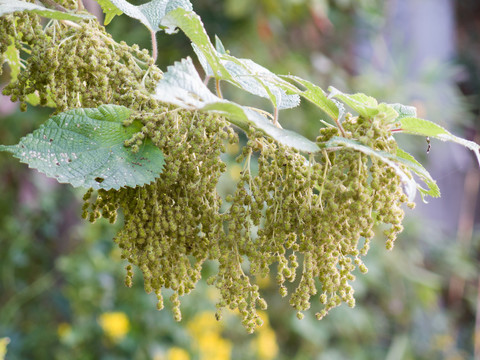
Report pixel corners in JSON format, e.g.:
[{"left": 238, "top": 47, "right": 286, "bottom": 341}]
[
  {"left": 0, "top": 337, "right": 10, "bottom": 360},
  {"left": 57, "top": 322, "right": 72, "bottom": 340},
  {"left": 257, "top": 311, "right": 270, "bottom": 327},
  {"left": 167, "top": 347, "right": 190, "bottom": 360},
  {"left": 98, "top": 312, "right": 130, "bottom": 342},
  {"left": 187, "top": 311, "right": 222, "bottom": 339},
  {"left": 253, "top": 312, "right": 279, "bottom": 360},
  {"left": 256, "top": 274, "right": 272, "bottom": 289},
  {"left": 229, "top": 164, "right": 242, "bottom": 181},
  {"left": 255, "top": 327, "right": 278, "bottom": 360},
  {"left": 226, "top": 142, "right": 239, "bottom": 155},
  {"left": 187, "top": 311, "right": 232, "bottom": 360},
  {"left": 196, "top": 333, "right": 232, "bottom": 360}
]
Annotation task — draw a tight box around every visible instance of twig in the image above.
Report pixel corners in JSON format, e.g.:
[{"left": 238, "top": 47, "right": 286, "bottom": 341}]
[
  {"left": 40, "top": 0, "right": 68, "bottom": 12},
  {"left": 215, "top": 79, "right": 223, "bottom": 98},
  {"left": 150, "top": 30, "right": 157, "bottom": 63},
  {"left": 61, "top": 20, "right": 82, "bottom": 29},
  {"left": 334, "top": 117, "right": 346, "bottom": 137}
]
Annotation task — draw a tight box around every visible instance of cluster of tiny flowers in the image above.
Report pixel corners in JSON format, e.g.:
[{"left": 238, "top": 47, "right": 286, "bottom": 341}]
[
  {"left": 83, "top": 110, "right": 233, "bottom": 322},
  {"left": 2, "top": 8, "right": 414, "bottom": 332},
  {"left": 1, "top": 12, "right": 162, "bottom": 112}
]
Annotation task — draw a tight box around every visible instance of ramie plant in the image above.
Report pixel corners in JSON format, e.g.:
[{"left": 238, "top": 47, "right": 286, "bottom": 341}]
[{"left": 1, "top": 0, "right": 479, "bottom": 332}]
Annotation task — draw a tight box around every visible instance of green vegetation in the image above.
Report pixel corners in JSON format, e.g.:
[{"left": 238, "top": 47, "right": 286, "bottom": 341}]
[{"left": 1, "top": 1, "right": 479, "bottom": 358}]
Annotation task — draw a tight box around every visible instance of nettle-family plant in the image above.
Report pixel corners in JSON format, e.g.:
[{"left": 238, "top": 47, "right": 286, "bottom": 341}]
[{"left": 1, "top": 0, "right": 479, "bottom": 332}]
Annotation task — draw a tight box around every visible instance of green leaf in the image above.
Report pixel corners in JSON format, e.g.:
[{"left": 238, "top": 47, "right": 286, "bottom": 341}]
[
  {"left": 153, "top": 57, "right": 220, "bottom": 109},
  {"left": 4, "top": 41, "right": 55, "bottom": 107},
  {"left": 163, "top": 8, "right": 228, "bottom": 75},
  {"left": 153, "top": 58, "right": 319, "bottom": 153},
  {"left": 328, "top": 86, "right": 380, "bottom": 119},
  {"left": 222, "top": 56, "right": 300, "bottom": 110},
  {"left": 166, "top": 8, "right": 299, "bottom": 110},
  {"left": 319, "top": 136, "right": 417, "bottom": 201},
  {"left": 0, "top": 0, "right": 95, "bottom": 21},
  {"left": 395, "top": 148, "right": 440, "bottom": 200},
  {"left": 95, "top": 0, "right": 193, "bottom": 32},
  {"left": 4, "top": 42, "right": 20, "bottom": 80},
  {"left": 95, "top": 0, "right": 123, "bottom": 25},
  {"left": 376, "top": 103, "right": 399, "bottom": 123},
  {"left": 215, "top": 35, "right": 227, "bottom": 54},
  {"left": 281, "top": 75, "right": 343, "bottom": 121},
  {"left": 389, "top": 103, "right": 417, "bottom": 121},
  {"left": 398, "top": 117, "right": 480, "bottom": 166},
  {"left": 0, "top": 105, "right": 165, "bottom": 190}
]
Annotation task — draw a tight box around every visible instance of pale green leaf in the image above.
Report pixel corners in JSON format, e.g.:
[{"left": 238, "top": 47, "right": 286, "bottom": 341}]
[
  {"left": 0, "top": 105, "right": 165, "bottom": 189},
  {"left": 0, "top": 0, "right": 94, "bottom": 21},
  {"left": 395, "top": 148, "right": 440, "bottom": 199},
  {"left": 215, "top": 35, "right": 227, "bottom": 54},
  {"left": 95, "top": 0, "right": 193, "bottom": 32},
  {"left": 319, "top": 136, "right": 417, "bottom": 201},
  {"left": 4, "top": 41, "right": 55, "bottom": 107},
  {"left": 281, "top": 75, "right": 343, "bottom": 121},
  {"left": 399, "top": 117, "right": 480, "bottom": 166},
  {"left": 166, "top": 8, "right": 299, "bottom": 109},
  {"left": 162, "top": 8, "right": 227, "bottom": 72},
  {"left": 153, "top": 58, "right": 318, "bottom": 153},
  {"left": 4, "top": 42, "right": 20, "bottom": 80},
  {"left": 328, "top": 86, "right": 379, "bottom": 119},
  {"left": 95, "top": 0, "right": 122, "bottom": 25},
  {"left": 4, "top": 41, "right": 40, "bottom": 105},
  {"left": 204, "top": 103, "right": 319, "bottom": 152},
  {"left": 220, "top": 56, "right": 300, "bottom": 109},
  {"left": 389, "top": 103, "right": 417, "bottom": 121},
  {"left": 376, "top": 103, "right": 398, "bottom": 123},
  {"left": 153, "top": 57, "right": 220, "bottom": 109}
]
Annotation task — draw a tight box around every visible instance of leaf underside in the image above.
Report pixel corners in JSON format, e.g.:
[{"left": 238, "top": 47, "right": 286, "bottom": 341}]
[
  {"left": 153, "top": 57, "right": 319, "bottom": 153},
  {"left": 0, "top": 0, "right": 95, "bottom": 21},
  {"left": 97, "top": 0, "right": 193, "bottom": 32}
]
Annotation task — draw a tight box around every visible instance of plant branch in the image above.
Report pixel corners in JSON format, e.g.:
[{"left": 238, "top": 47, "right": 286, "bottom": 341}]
[
  {"left": 39, "top": 0, "right": 68, "bottom": 12},
  {"left": 150, "top": 30, "right": 157, "bottom": 63},
  {"left": 215, "top": 79, "right": 223, "bottom": 98}
]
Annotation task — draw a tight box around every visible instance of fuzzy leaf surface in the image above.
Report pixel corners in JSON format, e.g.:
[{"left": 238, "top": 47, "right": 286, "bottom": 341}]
[
  {"left": 399, "top": 117, "right": 480, "bottom": 166},
  {"left": 96, "top": 0, "right": 193, "bottom": 32},
  {"left": 0, "top": 0, "right": 94, "bottom": 21},
  {"left": 95, "top": 0, "right": 123, "bottom": 24},
  {"left": 0, "top": 105, "right": 165, "bottom": 190},
  {"left": 281, "top": 75, "right": 343, "bottom": 121},
  {"left": 395, "top": 148, "right": 440, "bottom": 199},
  {"left": 167, "top": 8, "right": 299, "bottom": 109},
  {"left": 389, "top": 103, "right": 417, "bottom": 121},
  {"left": 153, "top": 58, "right": 318, "bottom": 153},
  {"left": 328, "top": 86, "right": 380, "bottom": 119}
]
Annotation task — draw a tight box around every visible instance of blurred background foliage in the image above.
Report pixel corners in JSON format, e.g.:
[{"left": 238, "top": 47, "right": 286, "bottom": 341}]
[{"left": 1, "top": 0, "right": 480, "bottom": 359}]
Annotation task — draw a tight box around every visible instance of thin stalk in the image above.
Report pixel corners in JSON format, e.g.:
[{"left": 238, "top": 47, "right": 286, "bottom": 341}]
[
  {"left": 316, "top": 149, "right": 330, "bottom": 210},
  {"left": 40, "top": 0, "right": 67, "bottom": 12},
  {"left": 61, "top": 20, "right": 82, "bottom": 29},
  {"left": 334, "top": 117, "right": 346, "bottom": 137},
  {"left": 273, "top": 106, "right": 281, "bottom": 128},
  {"left": 307, "top": 153, "right": 313, "bottom": 209},
  {"left": 215, "top": 78, "right": 223, "bottom": 98},
  {"left": 150, "top": 30, "right": 157, "bottom": 63}
]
